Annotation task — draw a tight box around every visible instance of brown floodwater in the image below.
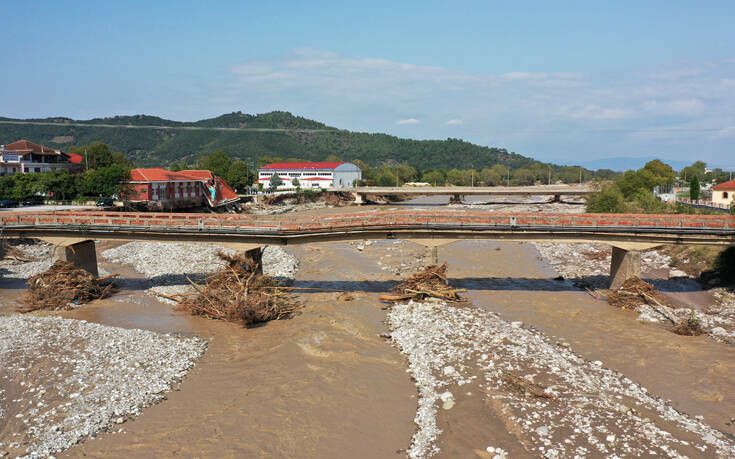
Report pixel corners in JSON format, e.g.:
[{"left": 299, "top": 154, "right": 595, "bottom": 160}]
[
  {"left": 43, "top": 241, "right": 417, "bottom": 458},
  {"left": 2, "top": 199, "right": 734, "bottom": 457},
  {"left": 439, "top": 239, "right": 735, "bottom": 441}
]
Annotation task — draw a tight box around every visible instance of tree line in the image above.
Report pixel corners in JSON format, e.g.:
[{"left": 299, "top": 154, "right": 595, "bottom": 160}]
[{"left": 586, "top": 159, "right": 734, "bottom": 214}]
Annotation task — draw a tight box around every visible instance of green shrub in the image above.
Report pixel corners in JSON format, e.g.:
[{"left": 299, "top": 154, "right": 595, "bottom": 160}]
[
  {"left": 633, "top": 190, "right": 665, "bottom": 213},
  {"left": 585, "top": 185, "right": 626, "bottom": 213}
]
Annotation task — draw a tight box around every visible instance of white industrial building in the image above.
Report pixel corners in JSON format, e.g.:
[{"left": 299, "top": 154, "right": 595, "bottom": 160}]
[{"left": 257, "top": 161, "right": 362, "bottom": 189}]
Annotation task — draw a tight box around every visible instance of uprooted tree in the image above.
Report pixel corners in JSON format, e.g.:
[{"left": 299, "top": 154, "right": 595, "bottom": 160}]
[
  {"left": 163, "top": 251, "right": 301, "bottom": 326},
  {"left": 380, "top": 263, "right": 465, "bottom": 303}
]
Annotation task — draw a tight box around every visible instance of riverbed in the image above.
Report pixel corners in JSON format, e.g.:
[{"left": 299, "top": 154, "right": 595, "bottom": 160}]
[{"left": 1, "top": 195, "right": 734, "bottom": 457}]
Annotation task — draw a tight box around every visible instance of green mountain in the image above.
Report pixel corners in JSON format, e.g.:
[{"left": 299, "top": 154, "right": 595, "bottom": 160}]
[{"left": 0, "top": 111, "right": 538, "bottom": 170}]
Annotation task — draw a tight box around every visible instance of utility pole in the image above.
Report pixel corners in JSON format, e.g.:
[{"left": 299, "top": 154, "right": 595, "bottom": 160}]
[
  {"left": 548, "top": 165, "right": 551, "bottom": 185},
  {"left": 84, "top": 148, "right": 88, "bottom": 170},
  {"left": 471, "top": 165, "right": 474, "bottom": 187},
  {"left": 507, "top": 168, "right": 510, "bottom": 187}
]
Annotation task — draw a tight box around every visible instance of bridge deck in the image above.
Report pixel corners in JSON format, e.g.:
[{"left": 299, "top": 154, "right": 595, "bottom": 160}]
[
  {"left": 349, "top": 186, "right": 592, "bottom": 195},
  {"left": 2, "top": 210, "right": 734, "bottom": 247}
]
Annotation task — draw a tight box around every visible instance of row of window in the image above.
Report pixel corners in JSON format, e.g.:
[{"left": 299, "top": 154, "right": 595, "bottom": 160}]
[{"left": 259, "top": 171, "right": 333, "bottom": 177}]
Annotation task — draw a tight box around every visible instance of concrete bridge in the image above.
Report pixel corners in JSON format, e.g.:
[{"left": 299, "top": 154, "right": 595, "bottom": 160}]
[
  {"left": 2, "top": 210, "right": 734, "bottom": 289},
  {"left": 345, "top": 185, "right": 593, "bottom": 203}
]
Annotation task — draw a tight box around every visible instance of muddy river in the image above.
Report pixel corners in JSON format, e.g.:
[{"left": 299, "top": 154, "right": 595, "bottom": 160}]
[{"left": 2, "top": 196, "right": 734, "bottom": 457}]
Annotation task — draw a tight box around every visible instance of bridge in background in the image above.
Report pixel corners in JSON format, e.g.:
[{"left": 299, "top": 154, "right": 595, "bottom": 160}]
[
  {"left": 333, "top": 185, "right": 593, "bottom": 203},
  {"left": 3, "top": 210, "right": 734, "bottom": 289}
]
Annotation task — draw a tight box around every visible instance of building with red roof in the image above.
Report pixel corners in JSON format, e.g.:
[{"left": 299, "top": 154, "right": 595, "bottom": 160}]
[
  {"left": 712, "top": 179, "right": 735, "bottom": 207},
  {"left": 126, "top": 168, "right": 239, "bottom": 209},
  {"left": 0, "top": 139, "right": 80, "bottom": 175},
  {"left": 257, "top": 161, "right": 361, "bottom": 189}
]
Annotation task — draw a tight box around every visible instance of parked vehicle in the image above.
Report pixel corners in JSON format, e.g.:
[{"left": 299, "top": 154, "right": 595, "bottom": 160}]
[
  {"left": 0, "top": 199, "right": 19, "bottom": 208},
  {"left": 22, "top": 196, "right": 44, "bottom": 206},
  {"left": 95, "top": 197, "right": 114, "bottom": 207}
]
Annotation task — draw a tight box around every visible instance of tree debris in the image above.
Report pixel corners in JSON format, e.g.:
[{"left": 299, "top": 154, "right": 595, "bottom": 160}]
[
  {"left": 606, "top": 277, "right": 675, "bottom": 322},
  {"left": 174, "top": 251, "right": 301, "bottom": 326},
  {"left": 672, "top": 312, "right": 704, "bottom": 336},
  {"left": 501, "top": 372, "right": 554, "bottom": 399},
  {"left": 380, "top": 263, "right": 466, "bottom": 303},
  {"left": 19, "top": 261, "right": 117, "bottom": 312}
]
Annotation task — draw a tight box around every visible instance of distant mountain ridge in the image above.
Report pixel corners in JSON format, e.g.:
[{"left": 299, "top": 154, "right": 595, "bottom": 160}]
[{"left": 0, "top": 111, "right": 538, "bottom": 170}]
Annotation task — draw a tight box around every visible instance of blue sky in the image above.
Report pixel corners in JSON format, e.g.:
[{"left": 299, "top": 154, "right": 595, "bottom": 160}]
[{"left": 2, "top": 1, "right": 735, "bottom": 166}]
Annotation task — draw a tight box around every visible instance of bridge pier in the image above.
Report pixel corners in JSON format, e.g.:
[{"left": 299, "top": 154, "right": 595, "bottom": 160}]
[
  {"left": 353, "top": 192, "right": 364, "bottom": 205},
  {"left": 550, "top": 194, "right": 561, "bottom": 203},
  {"left": 425, "top": 245, "right": 439, "bottom": 265},
  {"left": 245, "top": 246, "right": 263, "bottom": 274},
  {"left": 609, "top": 246, "right": 641, "bottom": 290},
  {"left": 55, "top": 240, "right": 99, "bottom": 276},
  {"left": 449, "top": 194, "right": 463, "bottom": 204}
]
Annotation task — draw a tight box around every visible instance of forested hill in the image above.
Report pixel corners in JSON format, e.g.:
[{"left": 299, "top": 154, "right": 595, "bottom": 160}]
[{"left": 0, "top": 111, "right": 536, "bottom": 170}]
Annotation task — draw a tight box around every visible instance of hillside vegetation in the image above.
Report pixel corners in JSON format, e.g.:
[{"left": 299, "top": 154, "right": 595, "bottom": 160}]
[{"left": 0, "top": 111, "right": 540, "bottom": 171}]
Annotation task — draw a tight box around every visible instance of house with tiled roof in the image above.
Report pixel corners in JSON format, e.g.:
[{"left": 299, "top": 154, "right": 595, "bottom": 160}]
[
  {"left": 712, "top": 179, "right": 735, "bottom": 207},
  {"left": 256, "top": 161, "right": 361, "bottom": 189},
  {"left": 126, "top": 168, "right": 239, "bottom": 210},
  {"left": 0, "top": 139, "right": 80, "bottom": 175}
]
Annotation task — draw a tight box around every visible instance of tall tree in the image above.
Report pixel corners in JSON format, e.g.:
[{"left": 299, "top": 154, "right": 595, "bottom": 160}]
[
  {"left": 199, "top": 150, "right": 232, "bottom": 178},
  {"left": 226, "top": 161, "right": 251, "bottom": 190},
  {"left": 269, "top": 174, "right": 283, "bottom": 188},
  {"left": 690, "top": 175, "right": 700, "bottom": 201}
]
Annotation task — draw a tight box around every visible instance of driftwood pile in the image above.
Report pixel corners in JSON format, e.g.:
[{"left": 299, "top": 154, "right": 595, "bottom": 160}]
[
  {"left": 607, "top": 277, "right": 671, "bottom": 311},
  {"left": 19, "top": 261, "right": 117, "bottom": 312},
  {"left": 164, "top": 251, "right": 301, "bottom": 326},
  {"left": 672, "top": 312, "right": 703, "bottom": 336},
  {"left": 607, "top": 277, "right": 703, "bottom": 336},
  {"left": 380, "top": 263, "right": 465, "bottom": 303}
]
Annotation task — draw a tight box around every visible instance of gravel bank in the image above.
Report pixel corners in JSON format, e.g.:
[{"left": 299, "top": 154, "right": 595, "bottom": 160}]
[
  {"left": 0, "top": 240, "right": 56, "bottom": 281},
  {"left": 101, "top": 242, "right": 299, "bottom": 304},
  {"left": 0, "top": 315, "right": 206, "bottom": 458},
  {"left": 388, "top": 300, "right": 735, "bottom": 458}
]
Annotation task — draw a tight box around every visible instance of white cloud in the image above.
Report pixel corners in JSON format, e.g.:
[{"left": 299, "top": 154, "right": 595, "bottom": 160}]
[
  {"left": 714, "top": 126, "right": 735, "bottom": 139},
  {"left": 217, "top": 49, "right": 735, "bottom": 164},
  {"left": 501, "top": 72, "right": 548, "bottom": 81},
  {"left": 397, "top": 118, "right": 420, "bottom": 125}
]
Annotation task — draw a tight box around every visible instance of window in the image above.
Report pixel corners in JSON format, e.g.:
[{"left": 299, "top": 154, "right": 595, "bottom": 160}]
[{"left": 724, "top": 192, "right": 729, "bottom": 199}]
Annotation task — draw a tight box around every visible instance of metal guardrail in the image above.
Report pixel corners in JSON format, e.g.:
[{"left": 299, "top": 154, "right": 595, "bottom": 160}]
[{"left": 675, "top": 198, "right": 732, "bottom": 214}]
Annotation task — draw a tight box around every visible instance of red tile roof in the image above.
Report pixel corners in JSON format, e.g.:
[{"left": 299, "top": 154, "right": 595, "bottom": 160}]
[
  {"left": 129, "top": 168, "right": 201, "bottom": 182},
  {"left": 3, "top": 139, "right": 60, "bottom": 156},
  {"left": 130, "top": 168, "right": 222, "bottom": 183},
  {"left": 177, "top": 170, "right": 214, "bottom": 180},
  {"left": 260, "top": 162, "right": 344, "bottom": 170},
  {"left": 67, "top": 153, "right": 83, "bottom": 164},
  {"left": 713, "top": 179, "right": 735, "bottom": 190}
]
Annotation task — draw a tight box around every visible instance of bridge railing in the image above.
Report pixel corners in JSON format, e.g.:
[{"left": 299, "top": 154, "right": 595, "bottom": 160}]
[{"left": 2, "top": 210, "right": 734, "bottom": 233}]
